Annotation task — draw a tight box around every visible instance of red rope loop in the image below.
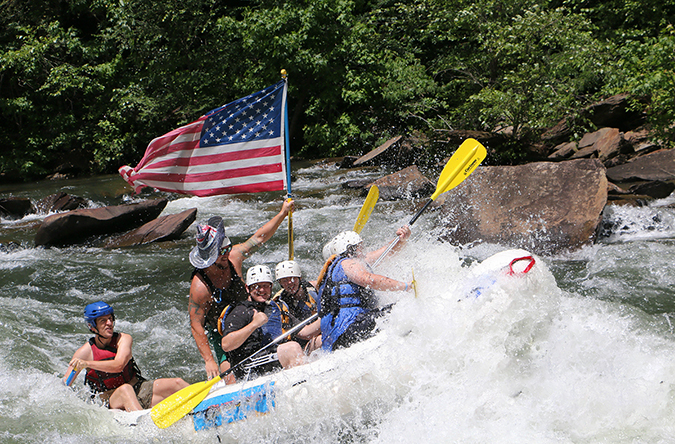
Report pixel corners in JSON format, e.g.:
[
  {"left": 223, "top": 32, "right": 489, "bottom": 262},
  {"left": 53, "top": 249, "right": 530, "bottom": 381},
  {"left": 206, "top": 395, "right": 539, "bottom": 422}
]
[{"left": 507, "top": 256, "right": 535, "bottom": 276}]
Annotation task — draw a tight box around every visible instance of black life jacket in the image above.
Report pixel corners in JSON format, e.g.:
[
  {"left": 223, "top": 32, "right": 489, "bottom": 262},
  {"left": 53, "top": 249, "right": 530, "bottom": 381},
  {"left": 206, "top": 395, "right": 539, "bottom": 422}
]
[{"left": 191, "top": 261, "right": 248, "bottom": 335}]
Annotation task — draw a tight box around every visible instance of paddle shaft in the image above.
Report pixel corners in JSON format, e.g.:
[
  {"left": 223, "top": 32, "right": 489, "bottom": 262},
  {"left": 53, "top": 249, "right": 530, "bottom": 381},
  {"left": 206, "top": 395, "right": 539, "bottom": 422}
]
[
  {"left": 371, "top": 199, "right": 432, "bottom": 268},
  {"left": 66, "top": 369, "right": 76, "bottom": 386}
]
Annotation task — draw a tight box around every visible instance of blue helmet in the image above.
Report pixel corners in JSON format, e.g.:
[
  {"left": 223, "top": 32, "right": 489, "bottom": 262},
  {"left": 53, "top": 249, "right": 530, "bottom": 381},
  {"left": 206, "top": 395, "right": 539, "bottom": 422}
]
[{"left": 84, "top": 301, "right": 114, "bottom": 330}]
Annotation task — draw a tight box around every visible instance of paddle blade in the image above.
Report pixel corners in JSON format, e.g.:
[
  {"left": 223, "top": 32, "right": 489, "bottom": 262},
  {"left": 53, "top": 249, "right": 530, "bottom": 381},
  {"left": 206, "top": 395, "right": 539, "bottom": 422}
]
[
  {"left": 354, "top": 185, "right": 379, "bottom": 234},
  {"left": 430, "top": 138, "right": 487, "bottom": 201},
  {"left": 411, "top": 268, "right": 418, "bottom": 298},
  {"left": 151, "top": 376, "right": 221, "bottom": 429}
]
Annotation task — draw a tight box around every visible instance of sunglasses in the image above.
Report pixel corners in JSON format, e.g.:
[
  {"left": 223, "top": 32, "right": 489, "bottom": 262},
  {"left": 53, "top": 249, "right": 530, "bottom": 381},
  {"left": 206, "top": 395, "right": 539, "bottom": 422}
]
[{"left": 220, "top": 244, "right": 232, "bottom": 255}]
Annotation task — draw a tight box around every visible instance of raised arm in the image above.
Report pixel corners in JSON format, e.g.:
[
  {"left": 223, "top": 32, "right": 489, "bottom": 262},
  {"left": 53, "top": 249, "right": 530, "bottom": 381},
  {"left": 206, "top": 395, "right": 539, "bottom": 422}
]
[
  {"left": 365, "top": 225, "right": 411, "bottom": 264},
  {"left": 230, "top": 199, "right": 295, "bottom": 275}
]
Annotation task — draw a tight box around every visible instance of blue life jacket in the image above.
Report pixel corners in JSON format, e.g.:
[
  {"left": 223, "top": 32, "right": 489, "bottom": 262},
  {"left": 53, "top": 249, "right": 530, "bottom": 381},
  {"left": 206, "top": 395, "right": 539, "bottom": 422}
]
[
  {"left": 318, "top": 255, "right": 374, "bottom": 351},
  {"left": 259, "top": 300, "right": 283, "bottom": 346},
  {"left": 218, "top": 300, "right": 283, "bottom": 346}
]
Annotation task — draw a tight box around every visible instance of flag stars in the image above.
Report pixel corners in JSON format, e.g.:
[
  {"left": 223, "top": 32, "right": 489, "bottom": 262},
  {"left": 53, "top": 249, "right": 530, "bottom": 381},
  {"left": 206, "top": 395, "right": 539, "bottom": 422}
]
[{"left": 199, "top": 81, "right": 283, "bottom": 147}]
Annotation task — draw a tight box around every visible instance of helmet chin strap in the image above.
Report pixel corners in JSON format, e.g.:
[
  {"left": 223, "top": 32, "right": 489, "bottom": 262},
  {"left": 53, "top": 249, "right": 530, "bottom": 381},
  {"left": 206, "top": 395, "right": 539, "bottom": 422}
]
[{"left": 89, "top": 316, "right": 115, "bottom": 340}]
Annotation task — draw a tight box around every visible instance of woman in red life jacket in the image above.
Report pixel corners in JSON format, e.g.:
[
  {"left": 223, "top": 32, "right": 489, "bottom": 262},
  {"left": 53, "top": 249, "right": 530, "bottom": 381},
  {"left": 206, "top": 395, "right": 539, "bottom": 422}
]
[{"left": 63, "top": 301, "right": 189, "bottom": 411}]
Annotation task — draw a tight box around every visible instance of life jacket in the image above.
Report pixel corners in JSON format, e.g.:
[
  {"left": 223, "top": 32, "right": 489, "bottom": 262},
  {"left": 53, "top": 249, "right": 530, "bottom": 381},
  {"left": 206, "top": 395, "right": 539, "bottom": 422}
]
[
  {"left": 318, "top": 255, "right": 375, "bottom": 351},
  {"left": 84, "top": 332, "right": 143, "bottom": 393},
  {"left": 272, "top": 279, "right": 319, "bottom": 332},
  {"left": 218, "top": 299, "right": 285, "bottom": 371},
  {"left": 191, "top": 262, "right": 248, "bottom": 336},
  {"left": 218, "top": 300, "right": 284, "bottom": 346}
]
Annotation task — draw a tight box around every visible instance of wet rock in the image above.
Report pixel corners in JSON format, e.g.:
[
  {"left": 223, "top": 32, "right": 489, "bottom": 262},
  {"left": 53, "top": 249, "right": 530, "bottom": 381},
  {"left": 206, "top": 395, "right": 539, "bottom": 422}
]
[
  {"left": 435, "top": 159, "right": 607, "bottom": 255},
  {"left": 35, "top": 192, "right": 87, "bottom": 214},
  {"left": 0, "top": 197, "right": 34, "bottom": 219},
  {"left": 371, "top": 166, "right": 434, "bottom": 201},
  {"left": 34, "top": 199, "right": 168, "bottom": 247},
  {"left": 353, "top": 136, "right": 402, "bottom": 166},
  {"left": 104, "top": 208, "right": 197, "bottom": 248}
]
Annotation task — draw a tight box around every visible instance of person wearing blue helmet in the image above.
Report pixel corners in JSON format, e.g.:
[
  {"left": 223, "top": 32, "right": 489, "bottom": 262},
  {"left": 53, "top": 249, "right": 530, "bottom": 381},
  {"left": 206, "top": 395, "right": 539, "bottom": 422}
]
[{"left": 63, "top": 301, "right": 189, "bottom": 411}]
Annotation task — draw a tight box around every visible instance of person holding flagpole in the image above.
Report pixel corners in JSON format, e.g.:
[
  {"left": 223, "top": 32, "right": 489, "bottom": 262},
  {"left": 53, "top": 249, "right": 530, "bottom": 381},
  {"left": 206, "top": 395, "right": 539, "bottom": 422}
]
[{"left": 188, "top": 199, "right": 295, "bottom": 380}]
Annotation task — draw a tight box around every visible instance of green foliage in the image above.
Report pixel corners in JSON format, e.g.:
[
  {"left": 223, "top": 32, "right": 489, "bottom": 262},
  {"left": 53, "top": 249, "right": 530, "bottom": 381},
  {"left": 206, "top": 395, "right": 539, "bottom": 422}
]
[
  {"left": 603, "top": 25, "right": 675, "bottom": 147},
  {"left": 0, "top": 0, "right": 673, "bottom": 180},
  {"left": 456, "top": 6, "right": 609, "bottom": 139}
]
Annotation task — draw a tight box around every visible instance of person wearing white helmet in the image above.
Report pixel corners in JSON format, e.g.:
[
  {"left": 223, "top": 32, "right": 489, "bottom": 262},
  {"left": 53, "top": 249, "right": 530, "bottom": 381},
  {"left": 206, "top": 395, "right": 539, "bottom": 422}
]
[
  {"left": 219, "top": 265, "right": 305, "bottom": 380},
  {"left": 273, "top": 260, "right": 321, "bottom": 351},
  {"left": 188, "top": 199, "right": 294, "bottom": 380},
  {"left": 314, "top": 226, "right": 413, "bottom": 352}
]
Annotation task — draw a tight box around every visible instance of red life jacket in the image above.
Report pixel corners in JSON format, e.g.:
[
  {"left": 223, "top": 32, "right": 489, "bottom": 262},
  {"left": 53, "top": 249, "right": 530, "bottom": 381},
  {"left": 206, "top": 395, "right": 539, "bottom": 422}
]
[{"left": 84, "top": 332, "right": 143, "bottom": 393}]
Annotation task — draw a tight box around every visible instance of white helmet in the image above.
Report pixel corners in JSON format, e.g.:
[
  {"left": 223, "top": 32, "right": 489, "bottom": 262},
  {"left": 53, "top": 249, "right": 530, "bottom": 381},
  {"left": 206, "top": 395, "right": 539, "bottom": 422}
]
[
  {"left": 275, "top": 260, "right": 301, "bottom": 280},
  {"left": 322, "top": 239, "right": 336, "bottom": 261},
  {"left": 246, "top": 265, "right": 274, "bottom": 286},
  {"left": 332, "top": 231, "right": 363, "bottom": 256}
]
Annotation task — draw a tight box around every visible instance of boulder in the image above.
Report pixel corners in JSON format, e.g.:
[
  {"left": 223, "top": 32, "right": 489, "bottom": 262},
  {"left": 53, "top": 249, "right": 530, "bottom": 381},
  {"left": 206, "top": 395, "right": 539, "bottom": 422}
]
[
  {"left": 0, "top": 197, "right": 34, "bottom": 218},
  {"left": 606, "top": 149, "right": 675, "bottom": 182},
  {"left": 35, "top": 192, "right": 87, "bottom": 214},
  {"left": 582, "top": 93, "right": 646, "bottom": 131},
  {"left": 104, "top": 208, "right": 197, "bottom": 248},
  {"left": 627, "top": 181, "right": 675, "bottom": 199},
  {"left": 570, "top": 127, "right": 626, "bottom": 163},
  {"left": 434, "top": 159, "right": 608, "bottom": 255},
  {"left": 371, "top": 166, "right": 434, "bottom": 201},
  {"left": 35, "top": 199, "right": 168, "bottom": 247},
  {"left": 548, "top": 141, "right": 577, "bottom": 160}
]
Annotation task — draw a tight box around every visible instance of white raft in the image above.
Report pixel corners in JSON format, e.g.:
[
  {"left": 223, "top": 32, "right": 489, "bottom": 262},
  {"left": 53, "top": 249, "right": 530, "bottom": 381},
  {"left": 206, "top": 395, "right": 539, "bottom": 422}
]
[{"left": 116, "top": 248, "right": 543, "bottom": 431}]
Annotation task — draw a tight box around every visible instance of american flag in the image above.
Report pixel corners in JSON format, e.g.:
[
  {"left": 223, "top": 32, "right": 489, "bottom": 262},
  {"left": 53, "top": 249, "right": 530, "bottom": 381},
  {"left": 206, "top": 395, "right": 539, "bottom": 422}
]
[{"left": 119, "top": 80, "right": 288, "bottom": 197}]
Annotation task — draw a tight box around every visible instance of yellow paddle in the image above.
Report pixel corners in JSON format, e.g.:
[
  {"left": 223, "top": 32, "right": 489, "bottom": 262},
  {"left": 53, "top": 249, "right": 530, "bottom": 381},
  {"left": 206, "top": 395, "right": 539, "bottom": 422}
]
[
  {"left": 411, "top": 268, "right": 418, "bottom": 298},
  {"left": 354, "top": 185, "right": 379, "bottom": 234},
  {"left": 316, "top": 185, "right": 380, "bottom": 288},
  {"left": 372, "top": 138, "right": 487, "bottom": 267},
  {"left": 151, "top": 313, "right": 318, "bottom": 429}
]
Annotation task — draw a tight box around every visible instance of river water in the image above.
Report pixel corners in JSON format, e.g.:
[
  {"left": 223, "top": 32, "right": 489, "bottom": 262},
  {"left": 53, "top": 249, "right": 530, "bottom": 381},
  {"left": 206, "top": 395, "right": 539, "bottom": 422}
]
[{"left": 2, "top": 161, "right": 675, "bottom": 443}]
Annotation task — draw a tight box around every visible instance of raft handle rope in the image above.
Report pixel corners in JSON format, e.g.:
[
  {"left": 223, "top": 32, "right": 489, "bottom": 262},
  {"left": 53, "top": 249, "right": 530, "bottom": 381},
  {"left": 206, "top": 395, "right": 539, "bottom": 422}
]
[{"left": 507, "top": 256, "right": 535, "bottom": 276}]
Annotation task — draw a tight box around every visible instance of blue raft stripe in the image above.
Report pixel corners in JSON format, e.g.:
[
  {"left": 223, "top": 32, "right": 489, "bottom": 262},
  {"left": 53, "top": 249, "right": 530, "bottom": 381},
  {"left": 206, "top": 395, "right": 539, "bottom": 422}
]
[{"left": 192, "top": 381, "right": 276, "bottom": 431}]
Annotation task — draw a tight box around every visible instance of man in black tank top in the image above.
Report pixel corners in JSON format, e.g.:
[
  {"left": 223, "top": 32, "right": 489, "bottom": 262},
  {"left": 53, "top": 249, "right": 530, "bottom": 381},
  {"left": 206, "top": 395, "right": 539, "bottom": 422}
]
[{"left": 188, "top": 199, "right": 295, "bottom": 380}]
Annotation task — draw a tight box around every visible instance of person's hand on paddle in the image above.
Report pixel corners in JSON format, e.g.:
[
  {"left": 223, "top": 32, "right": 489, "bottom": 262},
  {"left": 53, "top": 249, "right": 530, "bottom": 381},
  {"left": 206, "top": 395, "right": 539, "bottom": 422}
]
[
  {"left": 281, "top": 198, "right": 295, "bottom": 216},
  {"left": 205, "top": 359, "right": 220, "bottom": 380},
  {"left": 69, "top": 357, "right": 88, "bottom": 372},
  {"left": 395, "top": 225, "right": 411, "bottom": 243}
]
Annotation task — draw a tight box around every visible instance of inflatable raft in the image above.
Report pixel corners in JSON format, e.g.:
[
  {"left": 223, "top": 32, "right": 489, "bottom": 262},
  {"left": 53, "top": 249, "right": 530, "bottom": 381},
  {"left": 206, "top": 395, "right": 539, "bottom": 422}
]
[{"left": 116, "top": 248, "right": 543, "bottom": 431}]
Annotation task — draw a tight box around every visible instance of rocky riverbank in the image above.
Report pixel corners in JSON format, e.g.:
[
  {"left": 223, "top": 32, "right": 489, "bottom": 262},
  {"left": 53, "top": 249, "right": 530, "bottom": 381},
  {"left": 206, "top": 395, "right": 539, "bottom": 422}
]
[{"left": 2, "top": 93, "right": 673, "bottom": 255}]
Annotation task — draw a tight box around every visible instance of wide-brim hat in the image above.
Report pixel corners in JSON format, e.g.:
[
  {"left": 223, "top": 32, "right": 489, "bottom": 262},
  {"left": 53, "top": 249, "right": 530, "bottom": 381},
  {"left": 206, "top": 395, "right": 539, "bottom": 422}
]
[{"left": 189, "top": 216, "right": 231, "bottom": 269}]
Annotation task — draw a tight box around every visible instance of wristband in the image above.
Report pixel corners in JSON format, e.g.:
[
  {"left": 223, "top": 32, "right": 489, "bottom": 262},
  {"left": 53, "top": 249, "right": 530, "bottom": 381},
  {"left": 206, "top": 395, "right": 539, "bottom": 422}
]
[{"left": 404, "top": 283, "right": 409, "bottom": 291}]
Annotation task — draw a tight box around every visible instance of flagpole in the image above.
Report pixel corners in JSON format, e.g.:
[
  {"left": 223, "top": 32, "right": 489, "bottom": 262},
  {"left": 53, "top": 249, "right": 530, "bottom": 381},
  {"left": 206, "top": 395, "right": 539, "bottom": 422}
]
[{"left": 281, "top": 69, "right": 294, "bottom": 260}]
